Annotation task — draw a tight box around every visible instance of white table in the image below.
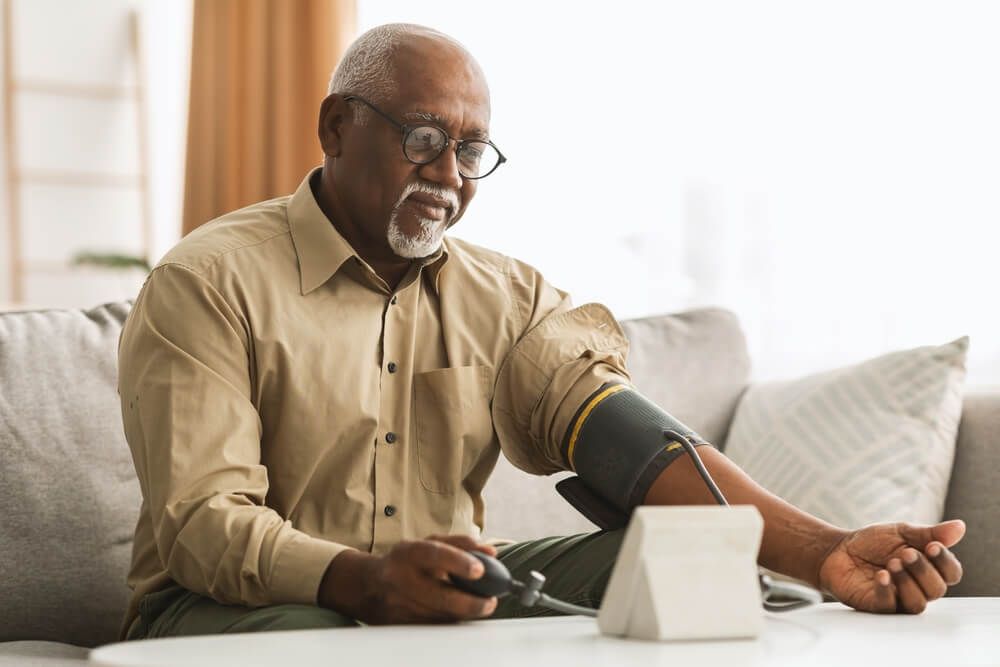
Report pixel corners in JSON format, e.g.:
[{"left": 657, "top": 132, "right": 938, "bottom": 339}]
[{"left": 90, "top": 598, "right": 1000, "bottom": 667}]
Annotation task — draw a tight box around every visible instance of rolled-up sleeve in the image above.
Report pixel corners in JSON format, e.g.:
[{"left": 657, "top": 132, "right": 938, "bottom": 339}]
[
  {"left": 118, "top": 263, "right": 350, "bottom": 607},
  {"left": 492, "top": 260, "right": 631, "bottom": 475}
]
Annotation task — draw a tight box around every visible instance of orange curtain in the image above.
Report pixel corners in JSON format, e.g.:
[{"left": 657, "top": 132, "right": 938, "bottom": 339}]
[{"left": 182, "top": 0, "right": 356, "bottom": 236}]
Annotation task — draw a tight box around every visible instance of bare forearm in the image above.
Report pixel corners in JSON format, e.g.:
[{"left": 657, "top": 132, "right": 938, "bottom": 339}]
[{"left": 642, "top": 446, "right": 847, "bottom": 589}]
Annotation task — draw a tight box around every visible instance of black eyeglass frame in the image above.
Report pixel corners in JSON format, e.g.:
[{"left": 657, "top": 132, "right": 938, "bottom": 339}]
[{"left": 343, "top": 94, "right": 507, "bottom": 180}]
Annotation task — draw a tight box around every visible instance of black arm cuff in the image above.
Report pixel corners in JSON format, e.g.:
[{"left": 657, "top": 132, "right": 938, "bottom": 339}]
[{"left": 559, "top": 383, "right": 712, "bottom": 516}]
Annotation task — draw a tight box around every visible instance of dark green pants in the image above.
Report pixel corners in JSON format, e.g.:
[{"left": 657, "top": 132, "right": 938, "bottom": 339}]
[{"left": 127, "top": 529, "right": 625, "bottom": 639}]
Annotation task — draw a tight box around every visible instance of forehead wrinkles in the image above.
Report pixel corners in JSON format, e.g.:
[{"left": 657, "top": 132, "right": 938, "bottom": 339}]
[{"left": 391, "top": 38, "right": 492, "bottom": 138}]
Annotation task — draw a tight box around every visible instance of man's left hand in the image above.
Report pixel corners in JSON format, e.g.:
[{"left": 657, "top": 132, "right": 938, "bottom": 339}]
[{"left": 817, "top": 519, "right": 965, "bottom": 614}]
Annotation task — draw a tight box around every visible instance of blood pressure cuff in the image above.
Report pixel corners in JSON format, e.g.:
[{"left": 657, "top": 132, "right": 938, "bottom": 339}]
[{"left": 556, "top": 383, "right": 712, "bottom": 529}]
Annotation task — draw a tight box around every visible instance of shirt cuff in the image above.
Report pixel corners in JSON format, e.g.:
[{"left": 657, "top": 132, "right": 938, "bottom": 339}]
[{"left": 269, "top": 532, "right": 354, "bottom": 605}]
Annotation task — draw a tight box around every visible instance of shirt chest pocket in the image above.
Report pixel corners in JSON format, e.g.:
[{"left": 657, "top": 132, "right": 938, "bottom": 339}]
[{"left": 413, "top": 365, "right": 494, "bottom": 495}]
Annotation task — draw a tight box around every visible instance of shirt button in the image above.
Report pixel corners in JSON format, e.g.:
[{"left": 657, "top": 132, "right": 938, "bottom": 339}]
[
  {"left": 384, "top": 505, "right": 397, "bottom": 517},
  {"left": 390, "top": 295, "right": 398, "bottom": 305},
  {"left": 387, "top": 362, "right": 397, "bottom": 373},
  {"left": 385, "top": 432, "right": 397, "bottom": 444}
]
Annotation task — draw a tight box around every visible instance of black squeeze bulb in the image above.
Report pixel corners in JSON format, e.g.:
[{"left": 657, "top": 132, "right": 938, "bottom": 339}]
[{"left": 448, "top": 551, "right": 513, "bottom": 598}]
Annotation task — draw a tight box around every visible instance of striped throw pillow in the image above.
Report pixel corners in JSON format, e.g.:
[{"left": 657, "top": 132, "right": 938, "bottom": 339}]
[{"left": 724, "top": 337, "right": 968, "bottom": 529}]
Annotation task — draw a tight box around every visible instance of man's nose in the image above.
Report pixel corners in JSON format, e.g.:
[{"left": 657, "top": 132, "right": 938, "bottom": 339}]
[{"left": 418, "top": 146, "right": 463, "bottom": 191}]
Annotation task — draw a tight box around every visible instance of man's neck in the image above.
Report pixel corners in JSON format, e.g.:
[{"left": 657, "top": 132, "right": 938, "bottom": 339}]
[
  {"left": 311, "top": 168, "right": 413, "bottom": 291},
  {"left": 370, "top": 260, "right": 411, "bottom": 292}
]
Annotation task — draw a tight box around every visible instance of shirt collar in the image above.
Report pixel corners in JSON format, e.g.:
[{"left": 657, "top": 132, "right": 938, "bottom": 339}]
[
  {"left": 287, "top": 167, "right": 450, "bottom": 295},
  {"left": 288, "top": 168, "right": 356, "bottom": 295},
  {"left": 423, "top": 243, "right": 449, "bottom": 294}
]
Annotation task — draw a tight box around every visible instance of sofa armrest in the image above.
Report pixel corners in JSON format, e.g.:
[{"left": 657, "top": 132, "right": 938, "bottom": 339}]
[{"left": 943, "top": 387, "right": 1000, "bottom": 596}]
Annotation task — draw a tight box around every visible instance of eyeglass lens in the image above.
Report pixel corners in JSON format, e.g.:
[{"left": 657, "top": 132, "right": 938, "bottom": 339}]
[{"left": 403, "top": 126, "right": 501, "bottom": 179}]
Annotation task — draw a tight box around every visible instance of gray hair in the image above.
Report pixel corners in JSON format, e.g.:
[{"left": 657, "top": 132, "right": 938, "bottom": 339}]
[
  {"left": 328, "top": 24, "right": 477, "bottom": 125},
  {"left": 328, "top": 24, "right": 434, "bottom": 125}
]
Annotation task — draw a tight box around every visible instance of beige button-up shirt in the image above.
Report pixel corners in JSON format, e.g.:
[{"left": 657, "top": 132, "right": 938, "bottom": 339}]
[{"left": 117, "top": 168, "right": 630, "bottom": 636}]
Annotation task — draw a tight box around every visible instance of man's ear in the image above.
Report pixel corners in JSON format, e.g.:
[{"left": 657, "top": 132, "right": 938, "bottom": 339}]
[{"left": 318, "top": 94, "right": 348, "bottom": 158}]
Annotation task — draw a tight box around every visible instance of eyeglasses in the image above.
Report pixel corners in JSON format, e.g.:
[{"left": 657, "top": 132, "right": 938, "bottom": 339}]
[{"left": 343, "top": 95, "right": 507, "bottom": 180}]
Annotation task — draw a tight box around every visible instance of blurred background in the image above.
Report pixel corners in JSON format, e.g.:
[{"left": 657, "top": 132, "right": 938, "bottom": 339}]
[{"left": 0, "top": 0, "right": 997, "bottom": 385}]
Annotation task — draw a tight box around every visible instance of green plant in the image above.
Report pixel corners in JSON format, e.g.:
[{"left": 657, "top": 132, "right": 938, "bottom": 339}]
[{"left": 72, "top": 251, "right": 151, "bottom": 273}]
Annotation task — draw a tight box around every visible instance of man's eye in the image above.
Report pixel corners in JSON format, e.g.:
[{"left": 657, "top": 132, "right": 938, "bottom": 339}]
[
  {"left": 460, "top": 146, "right": 483, "bottom": 163},
  {"left": 407, "top": 127, "right": 444, "bottom": 152}
]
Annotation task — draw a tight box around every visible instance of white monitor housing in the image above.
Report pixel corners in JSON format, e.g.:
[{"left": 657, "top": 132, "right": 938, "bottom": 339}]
[{"left": 597, "top": 505, "right": 765, "bottom": 641}]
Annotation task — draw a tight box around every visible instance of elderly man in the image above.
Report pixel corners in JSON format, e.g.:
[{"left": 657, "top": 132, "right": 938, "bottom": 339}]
[{"left": 118, "top": 24, "right": 964, "bottom": 640}]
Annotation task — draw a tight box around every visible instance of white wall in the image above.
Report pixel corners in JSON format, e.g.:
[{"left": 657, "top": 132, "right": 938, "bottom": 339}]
[
  {"left": 0, "top": 0, "right": 191, "bottom": 308},
  {"left": 358, "top": 0, "right": 1000, "bottom": 385},
  {"left": 144, "top": 0, "right": 192, "bottom": 266}
]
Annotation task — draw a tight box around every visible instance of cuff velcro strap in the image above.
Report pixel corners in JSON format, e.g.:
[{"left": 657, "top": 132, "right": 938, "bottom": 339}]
[{"left": 561, "top": 383, "right": 710, "bottom": 513}]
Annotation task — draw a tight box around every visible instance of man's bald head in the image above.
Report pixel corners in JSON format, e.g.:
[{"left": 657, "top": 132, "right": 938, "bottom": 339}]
[{"left": 328, "top": 23, "right": 489, "bottom": 125}]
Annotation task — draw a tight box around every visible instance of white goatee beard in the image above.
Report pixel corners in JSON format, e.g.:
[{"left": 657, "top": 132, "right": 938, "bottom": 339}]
[
  {"left": 386, "top": 211, "right": 446, "bottom": 259},
  {"left": 386, "top": 181, "right": 460, "bottom": 259}
]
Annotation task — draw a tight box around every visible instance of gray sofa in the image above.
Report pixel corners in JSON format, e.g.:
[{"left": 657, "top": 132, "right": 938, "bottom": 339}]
[{"left": 1, "top": 302, "right": 997, "bottom": 665}]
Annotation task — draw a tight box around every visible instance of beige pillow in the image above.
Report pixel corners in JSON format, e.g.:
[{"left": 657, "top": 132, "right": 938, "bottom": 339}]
[{"left": 724, "top": 337, "right": 968, "bottom": 529}]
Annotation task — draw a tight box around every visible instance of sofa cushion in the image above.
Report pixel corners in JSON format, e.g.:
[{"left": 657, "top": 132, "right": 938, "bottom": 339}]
[
  {"left": 483, "top": 307, "right": 751, "bottom": 541},
  {"left": 725, "top": 337, "right": 968, "bottom": 530},
  {"left": 944, "top": 388, "right": 1000, "bottom": 596},
  {"left": 0, "top": 641, "right": 88, "bottom": 666},
  {"left": 0, "top": 302, "right": 140, "bottom": 648},
  {"left": 617, "top": 307, "right": 750, "bottom": 449}
]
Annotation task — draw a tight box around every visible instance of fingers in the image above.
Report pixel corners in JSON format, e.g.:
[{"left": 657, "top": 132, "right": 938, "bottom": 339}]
[
  {"left": 890, "top": 546, "right": 954, "bottom": 614},
  {"left": 404, "top": 550, "right": 496, "bottom": 620},
  {"left": 898, "top": 519, "right": 966, "bottom": 550},
  {"left": 900, "top": 548, "right": 947, "bottom": 600},
  {"left": 426, "top": 577, "right": 498, "bottom": 619},
  {"left": 415, "top": 539, "right": 485, "bottom": 581},
  {"left": 888, "top": 556, "right": 927, "bottom": 614},
  {"left": 397, "top": 569, "right": 497, "bottom": 622},
  {"left": 926, "top": 541, "right": 963, "bottom": 585},
  {"left": 874, "top": 569, "right": 895, "bottom": 613},
  {"left": 373, "top": 541, "right": 498, "bottom": 624},
  {"left": 409, "top": 540, "right": 498, "bottom": 618},
  {"left": 428, "top": 533, "right": 498, "bottom": 557},
  {"left": 387, "top": 576, "right": 496, "bottom": 624},
  {"left": 878, "top": 541, "right": 963, "bottom": 616},
  {"left": 930, "top": 520, "right": 966, "bottom": 548}
]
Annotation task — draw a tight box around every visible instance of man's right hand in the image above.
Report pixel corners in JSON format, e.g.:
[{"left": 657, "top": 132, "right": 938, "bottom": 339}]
[{"left": 318, "top": 534, "right": 499, "bottom": 625}]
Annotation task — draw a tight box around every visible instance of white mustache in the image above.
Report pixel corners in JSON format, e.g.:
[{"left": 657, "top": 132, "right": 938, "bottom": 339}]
[{"left": 395, "top": 181, "right": 461, "bottom": 216}]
